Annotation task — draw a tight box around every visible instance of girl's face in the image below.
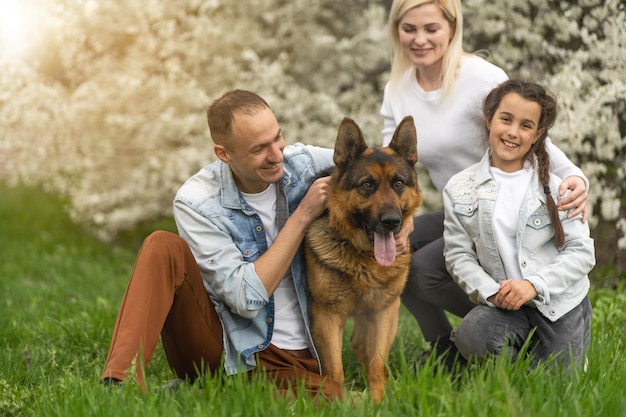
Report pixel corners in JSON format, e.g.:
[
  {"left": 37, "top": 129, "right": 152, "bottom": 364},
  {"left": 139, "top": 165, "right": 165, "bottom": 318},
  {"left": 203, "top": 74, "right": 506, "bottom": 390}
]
[
  {"left": 488, "top": 92, "right": 543, "bottom": 173},
  {"left": 397, "top": 4, "right": 453, "bottom": 76}
]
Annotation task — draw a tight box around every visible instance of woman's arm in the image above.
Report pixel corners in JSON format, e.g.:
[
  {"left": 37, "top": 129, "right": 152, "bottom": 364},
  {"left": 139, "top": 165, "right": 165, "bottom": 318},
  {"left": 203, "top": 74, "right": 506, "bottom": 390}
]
[{"left": 546, "top": 139, "right": 589, "bottom": 221}]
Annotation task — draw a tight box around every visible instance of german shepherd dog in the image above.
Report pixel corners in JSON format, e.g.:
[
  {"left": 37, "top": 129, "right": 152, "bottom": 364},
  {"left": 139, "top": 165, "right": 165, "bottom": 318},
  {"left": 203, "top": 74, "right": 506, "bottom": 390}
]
[{"left": 304, "top": 116, "right": 422, "bottom": 403}]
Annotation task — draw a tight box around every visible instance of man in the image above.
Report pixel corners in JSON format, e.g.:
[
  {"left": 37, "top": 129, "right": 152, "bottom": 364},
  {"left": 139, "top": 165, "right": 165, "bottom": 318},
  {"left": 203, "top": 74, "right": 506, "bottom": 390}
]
[{"left": 100, "top": 89, "right": 339, "bottom": 398}]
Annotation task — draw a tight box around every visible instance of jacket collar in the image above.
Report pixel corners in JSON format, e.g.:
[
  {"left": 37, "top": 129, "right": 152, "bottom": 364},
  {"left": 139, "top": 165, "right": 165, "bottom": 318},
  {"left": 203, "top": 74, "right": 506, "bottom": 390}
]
[
  {"left": 476, "top": 150, "right": 547, "bottom": 205},
  {"left": 475, "top": 150, "right": 494, "bottom": 186},
  {"left": 219, "top": 162, "right": 293, "bottom": 210}
]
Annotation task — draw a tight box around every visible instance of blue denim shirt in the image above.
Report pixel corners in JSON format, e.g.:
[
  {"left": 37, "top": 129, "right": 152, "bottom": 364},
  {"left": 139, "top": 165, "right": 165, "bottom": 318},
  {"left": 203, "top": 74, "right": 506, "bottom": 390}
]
[
  {"left": 173, "top": 143, "right": 334, "bottom": 375},
  {"left": 443, "top": 151, "right": 595, "bottom": 322}
]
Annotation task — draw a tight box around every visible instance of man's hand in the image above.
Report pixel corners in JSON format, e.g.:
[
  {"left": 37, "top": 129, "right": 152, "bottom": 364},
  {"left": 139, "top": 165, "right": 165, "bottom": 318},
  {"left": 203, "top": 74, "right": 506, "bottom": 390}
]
[
  {"left": 293, "top": 176, "right": 331, "bottom": 225},
  {"left": 557, "top": 176, "right": 588, "bottom": 222},
  {"left": 488, "top": 279, "right": 537, "bottom": 311}
]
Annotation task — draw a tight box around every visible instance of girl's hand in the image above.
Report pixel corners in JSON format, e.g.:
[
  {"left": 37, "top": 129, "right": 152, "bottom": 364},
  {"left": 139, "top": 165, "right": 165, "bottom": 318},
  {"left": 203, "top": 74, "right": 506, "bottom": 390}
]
[{"left": 491, "top": 279, "right": 537, "bottom": 311}]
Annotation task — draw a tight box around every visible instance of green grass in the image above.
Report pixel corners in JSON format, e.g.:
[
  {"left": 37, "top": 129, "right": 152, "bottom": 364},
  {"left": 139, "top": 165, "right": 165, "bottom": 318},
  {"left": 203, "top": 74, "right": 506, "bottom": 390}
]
[{"left": 2, "top": 183, "right": 626, "bottom": 416}]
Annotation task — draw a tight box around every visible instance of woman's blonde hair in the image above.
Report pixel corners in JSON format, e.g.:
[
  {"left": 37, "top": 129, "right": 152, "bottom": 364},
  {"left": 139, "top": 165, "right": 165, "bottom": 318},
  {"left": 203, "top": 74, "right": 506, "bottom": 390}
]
[{"left": 387, "top": 0, "right": 465, "bottom": 101}]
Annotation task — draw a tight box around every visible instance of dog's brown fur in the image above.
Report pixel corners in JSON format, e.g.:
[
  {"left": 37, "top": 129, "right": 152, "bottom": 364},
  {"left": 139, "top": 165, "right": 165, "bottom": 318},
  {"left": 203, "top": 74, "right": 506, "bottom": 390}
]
[{"left": 305, "top": 116, "right": 422, "bottom": 403}]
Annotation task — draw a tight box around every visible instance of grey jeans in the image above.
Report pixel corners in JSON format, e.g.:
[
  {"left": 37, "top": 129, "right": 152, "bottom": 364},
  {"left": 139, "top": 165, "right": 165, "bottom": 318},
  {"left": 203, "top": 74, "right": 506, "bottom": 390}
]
[{"left": 450, "top": 296, "right": 592, "bottom": 368}]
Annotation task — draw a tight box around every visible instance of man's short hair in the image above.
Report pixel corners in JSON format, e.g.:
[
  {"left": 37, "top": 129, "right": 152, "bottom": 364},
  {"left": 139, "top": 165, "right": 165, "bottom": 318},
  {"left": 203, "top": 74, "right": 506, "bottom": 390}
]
[{"left": 207, "top": 90, "right": 270, "bottom": 145}]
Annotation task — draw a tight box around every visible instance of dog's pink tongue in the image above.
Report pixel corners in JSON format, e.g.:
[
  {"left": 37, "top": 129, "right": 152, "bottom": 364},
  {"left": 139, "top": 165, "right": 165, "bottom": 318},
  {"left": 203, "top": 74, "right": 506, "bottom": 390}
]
[{"left": 374, "top": 232, "right": 396, "bottom": 267}]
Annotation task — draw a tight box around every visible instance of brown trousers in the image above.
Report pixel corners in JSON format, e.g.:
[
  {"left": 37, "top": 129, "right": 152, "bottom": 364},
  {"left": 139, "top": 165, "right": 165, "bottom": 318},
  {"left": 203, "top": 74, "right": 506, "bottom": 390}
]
[{"left": 101, "top": 231, "right": 341, "bottom": 400}]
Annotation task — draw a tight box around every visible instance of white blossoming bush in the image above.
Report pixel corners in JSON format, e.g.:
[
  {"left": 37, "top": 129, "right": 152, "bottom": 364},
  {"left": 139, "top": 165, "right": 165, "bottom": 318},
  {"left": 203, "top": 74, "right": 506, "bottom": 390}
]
[
  {"left": 0, "top": 63, "right": 64, "bottom": 183},
  {"left": 1, "top": 0, "right": 391, "bottom": 240},
  {"left": 0, "top": 0, "right": 624, "bottom": 269}
]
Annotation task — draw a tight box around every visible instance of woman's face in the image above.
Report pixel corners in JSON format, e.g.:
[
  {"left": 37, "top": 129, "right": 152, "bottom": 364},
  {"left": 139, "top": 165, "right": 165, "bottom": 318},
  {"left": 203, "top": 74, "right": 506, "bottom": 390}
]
[
  {"left": 488, "top": 92, "right": 542, "bottom": 173},
  {"left": 398, "top": 3, "right": 454, "bottom": 75}
]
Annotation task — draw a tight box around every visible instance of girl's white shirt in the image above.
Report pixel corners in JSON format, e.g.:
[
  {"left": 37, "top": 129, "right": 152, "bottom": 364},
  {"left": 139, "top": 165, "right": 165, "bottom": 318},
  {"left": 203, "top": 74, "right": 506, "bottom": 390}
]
[{"left": 490, "top": 162, "right": 533, "bottom": 281}]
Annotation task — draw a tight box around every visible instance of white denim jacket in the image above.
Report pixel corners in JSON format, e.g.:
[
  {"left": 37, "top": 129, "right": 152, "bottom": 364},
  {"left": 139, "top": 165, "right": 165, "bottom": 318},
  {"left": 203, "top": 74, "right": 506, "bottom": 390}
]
[{"left": 443, "top": 151, "right": 595, "bottom": 322}]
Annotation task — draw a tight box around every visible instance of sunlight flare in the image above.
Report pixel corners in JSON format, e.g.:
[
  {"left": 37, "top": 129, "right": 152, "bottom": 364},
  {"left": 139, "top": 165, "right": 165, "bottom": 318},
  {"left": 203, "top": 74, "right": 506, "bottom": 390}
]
[{"left": 0, "top": 0, "right": 43, "bottom": 59}]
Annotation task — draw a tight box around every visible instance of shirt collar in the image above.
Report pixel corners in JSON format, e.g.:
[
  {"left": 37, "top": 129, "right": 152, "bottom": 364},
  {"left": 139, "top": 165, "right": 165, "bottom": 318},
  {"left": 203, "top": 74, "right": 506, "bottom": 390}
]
[{"left": 219, "top": 162, "right": 293, "bottom": 210}]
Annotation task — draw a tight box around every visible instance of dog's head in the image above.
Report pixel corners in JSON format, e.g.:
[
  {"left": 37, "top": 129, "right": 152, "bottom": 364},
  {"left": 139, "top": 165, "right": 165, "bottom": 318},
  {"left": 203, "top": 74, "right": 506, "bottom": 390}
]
[{"left": 327, "top": 116, "right": 422, "bottom": 267}]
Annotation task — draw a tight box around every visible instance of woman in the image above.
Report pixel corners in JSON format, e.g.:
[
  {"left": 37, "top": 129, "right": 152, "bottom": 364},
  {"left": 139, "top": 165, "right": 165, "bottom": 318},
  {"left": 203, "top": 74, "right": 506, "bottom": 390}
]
[
  {"left": 443, "top": 80, "right": 594, "bottom": 368},
  {"left": 381, "top": 0, "right": 589, "bottom": 369}
]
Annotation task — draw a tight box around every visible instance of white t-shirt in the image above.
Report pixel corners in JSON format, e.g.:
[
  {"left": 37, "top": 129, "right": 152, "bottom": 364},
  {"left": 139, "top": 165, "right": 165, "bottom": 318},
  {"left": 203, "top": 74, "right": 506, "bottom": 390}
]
[
  {"left": 241, "top": 183, "right": 308, "bottom": 350},
  {"left": 490, "top": 164, "right": 534, "bottom": 280}
]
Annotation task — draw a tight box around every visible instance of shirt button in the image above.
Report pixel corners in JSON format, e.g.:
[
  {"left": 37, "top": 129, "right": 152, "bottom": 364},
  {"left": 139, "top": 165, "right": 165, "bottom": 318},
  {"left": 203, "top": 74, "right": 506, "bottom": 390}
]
[
  {"left": 267, "top": 318, "right": 273, "bottom": 323},
  {"left": 256, "top": 225, "right": 263, "bottom": 232},
  {"left": 245, "top": 249, "right": 251, "bottom": 255},
  {"left": 534, "top": 218, "right": 541, "bottom": 226},
  {"left": 467, "top": 207, "right": 473, "bottom": 213},
  {"left": 549, "top": 309, "right": 556, "bottom": 315},
  {"left": 257, "top": 344, "right": 264, "bottom": 349},
  {"left": 521, "top": 260, "right": 527, "bottom": 268}
]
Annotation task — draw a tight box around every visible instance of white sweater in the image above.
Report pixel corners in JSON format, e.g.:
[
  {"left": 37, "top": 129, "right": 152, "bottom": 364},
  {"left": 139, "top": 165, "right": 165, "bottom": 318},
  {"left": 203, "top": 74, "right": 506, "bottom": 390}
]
[{"left": 380, "top": 56, "right": 586, "bottom": 191}]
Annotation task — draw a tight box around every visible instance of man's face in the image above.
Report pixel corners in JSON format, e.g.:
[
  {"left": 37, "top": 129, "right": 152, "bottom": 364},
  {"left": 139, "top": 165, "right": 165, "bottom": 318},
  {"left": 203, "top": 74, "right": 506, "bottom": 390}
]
[{"left": 220, "top": 107, "right": 285, "bottom": 194}]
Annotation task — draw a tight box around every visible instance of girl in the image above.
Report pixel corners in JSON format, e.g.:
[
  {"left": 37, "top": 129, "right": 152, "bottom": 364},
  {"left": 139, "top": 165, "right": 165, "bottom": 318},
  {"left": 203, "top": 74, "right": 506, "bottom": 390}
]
[{"left": 443, "top": 80, "right": 595, "bottom": 367}]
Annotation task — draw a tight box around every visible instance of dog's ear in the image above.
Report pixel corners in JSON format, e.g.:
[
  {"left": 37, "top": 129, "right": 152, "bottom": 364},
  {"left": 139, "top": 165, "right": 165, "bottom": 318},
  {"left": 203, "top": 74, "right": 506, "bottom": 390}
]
[
  {"left": 388, "top": 116, "right": 418, "bottom": 166},
  {"left": 334, "top": 117, "right": 367, "bottom": 168}
]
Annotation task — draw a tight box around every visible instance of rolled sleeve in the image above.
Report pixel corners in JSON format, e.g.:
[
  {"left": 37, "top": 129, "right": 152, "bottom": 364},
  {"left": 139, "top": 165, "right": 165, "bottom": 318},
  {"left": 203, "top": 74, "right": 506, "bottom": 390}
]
[
  {"left": 299, "top": 144, "right": 334, "bottom": 172},
  {"left": 174, "top": 199, "right": 269, "bottom": 319}
]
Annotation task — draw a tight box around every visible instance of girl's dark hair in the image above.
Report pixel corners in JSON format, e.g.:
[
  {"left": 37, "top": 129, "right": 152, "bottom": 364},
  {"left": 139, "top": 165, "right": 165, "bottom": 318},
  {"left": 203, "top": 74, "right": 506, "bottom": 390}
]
[{"left": 483, "top": 79, "right": 564, "bottom": 247}]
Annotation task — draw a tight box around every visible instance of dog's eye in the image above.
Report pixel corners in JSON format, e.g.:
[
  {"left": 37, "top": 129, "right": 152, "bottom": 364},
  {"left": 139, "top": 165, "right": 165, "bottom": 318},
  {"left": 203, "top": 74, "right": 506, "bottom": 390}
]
[
  {"left": 394, "top": 179, "right": 405, "bottom": 189},
  {"left": 360, "top": 180, "right": 374, "bottom": 191}
]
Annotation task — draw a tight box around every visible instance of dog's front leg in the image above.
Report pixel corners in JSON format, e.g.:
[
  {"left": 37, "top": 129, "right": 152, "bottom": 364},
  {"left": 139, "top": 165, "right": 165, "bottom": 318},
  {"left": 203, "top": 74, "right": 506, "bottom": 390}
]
[
  {"left": 352, "top": 297, "right": 401, "bottom": 404},
  {"left": 311, "top": 303, "right": 346, "bottom": 384}
]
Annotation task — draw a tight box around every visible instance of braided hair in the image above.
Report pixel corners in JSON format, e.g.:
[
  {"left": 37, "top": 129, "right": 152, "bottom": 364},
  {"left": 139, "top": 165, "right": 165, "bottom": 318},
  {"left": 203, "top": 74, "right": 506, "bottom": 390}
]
[{"left": 483, "top": 79, "right": 564, "bottom": 247}]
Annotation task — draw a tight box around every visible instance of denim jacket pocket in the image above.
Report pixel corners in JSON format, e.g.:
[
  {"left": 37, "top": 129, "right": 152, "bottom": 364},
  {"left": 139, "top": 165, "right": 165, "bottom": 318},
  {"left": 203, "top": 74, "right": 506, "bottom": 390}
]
[
  {"left": 523, "top": 213, "right": 554, "bottom": 252},
  {"left": 454, "top": 202, "right": 478, "bottom": 218},
  {"left": 453, "top": 202, "right": 479, "bottom": 239},
  {"left": 526, "top": 213, "right": 552, "bottom": 230},
  {"left": 233, "top": 238, "right": 260, "bottom": 261}
]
